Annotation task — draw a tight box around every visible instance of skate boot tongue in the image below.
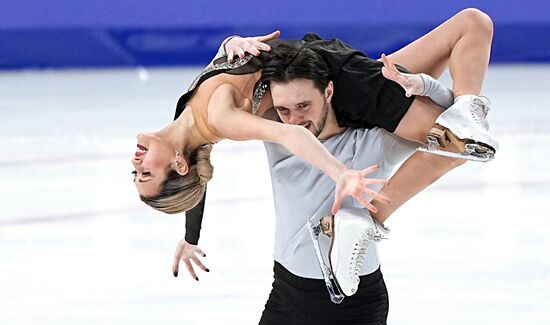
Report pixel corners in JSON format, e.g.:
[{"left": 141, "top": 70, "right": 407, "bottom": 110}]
[
  {"left": 465, "top": 96, "right": 491, "bottom": 130},
  {"left": 469, "top": 95, "right": 491, "bottom": 116}
]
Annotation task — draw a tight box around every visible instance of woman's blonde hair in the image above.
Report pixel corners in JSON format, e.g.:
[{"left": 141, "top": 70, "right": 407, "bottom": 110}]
[{"left": 140, "top": 144, "right": 213, "bottom": 214}]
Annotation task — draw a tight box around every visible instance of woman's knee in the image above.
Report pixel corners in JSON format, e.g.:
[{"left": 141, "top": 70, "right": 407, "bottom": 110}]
[{"left": 459, "top": 8, "right": 494, "bottom": 38}]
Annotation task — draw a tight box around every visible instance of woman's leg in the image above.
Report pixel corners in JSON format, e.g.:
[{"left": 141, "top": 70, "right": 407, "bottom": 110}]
[
  {"left": 394, "top": 97, "right": 445, "bottom": 144},
  {"left": 373, "top": 150, "right": 465, "bottom": 224},
  {"left": 372, "top": 97, "right": 466, "bottom": 224},
  {"left": 389, "top": 8, "right": 494, "bottom": 143},
  {"left": 369, "top": 9, "right": 495, "bottom": 223},
  {"left": 384, "top": 8, "right": 493, "bottom": 96}
]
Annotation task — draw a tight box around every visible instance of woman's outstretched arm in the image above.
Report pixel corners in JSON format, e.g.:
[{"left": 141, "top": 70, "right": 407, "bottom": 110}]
[{"left": 208, "top": 83, "right": 389, "bottom": 214}]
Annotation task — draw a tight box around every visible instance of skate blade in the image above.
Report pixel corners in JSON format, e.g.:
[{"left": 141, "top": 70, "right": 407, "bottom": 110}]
[
  {"left": 323, "top": 216, "right": 355, "bottom": 298},
  {"left": 325, "top": 216, "right": 335, "bottom": 281},
  {"left": 464, "top": 142, "right": 496, "bottom": 157},
  {"left": 417, "top": 145, "right": 494, "bottom": 162},
  {"left": 320, "top": 215, "right": 338, "bottom": 292},
  {"left": 308, "top": 221, "right": 345, "bottom": 304},
  {"left": 424, "top": 125, "right": 495, "bottom": 162}
]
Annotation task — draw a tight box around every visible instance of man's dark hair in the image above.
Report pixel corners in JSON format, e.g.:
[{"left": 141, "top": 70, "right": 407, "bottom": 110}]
[{"left": 261, "top": 42, "right": 330, "bottom": 92}]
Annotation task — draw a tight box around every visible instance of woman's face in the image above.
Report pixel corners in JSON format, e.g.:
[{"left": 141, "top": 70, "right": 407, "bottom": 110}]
[{"left": 131, "top": 133, "right": 174, "bottom": 197}]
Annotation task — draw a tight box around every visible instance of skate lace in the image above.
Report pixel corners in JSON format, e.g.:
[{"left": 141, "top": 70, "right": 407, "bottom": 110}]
[
  {"left": 350, "top": 229, "right": 376, "bottom": 280},
  {"left": 470, "top": 99, "right": 490, "bottom": 130}
]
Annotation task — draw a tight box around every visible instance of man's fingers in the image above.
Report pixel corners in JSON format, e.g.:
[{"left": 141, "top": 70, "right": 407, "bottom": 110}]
[
  {"left": 360, "top": 164, "right": 380, "bottom": 176},
  {"left": 191, "top": 255, "right": 209, "bottom": 272},
  {"left": 184, "top": 260, "right": 198, "bottom": 281}
]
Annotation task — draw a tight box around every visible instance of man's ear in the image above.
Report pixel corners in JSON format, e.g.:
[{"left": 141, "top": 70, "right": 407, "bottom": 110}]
[
  {"left": 325, "top": 81, "right": 334, "bottom": 102},
  {"left": 173, "top": 155, "right": 189, "bottom": 176}
]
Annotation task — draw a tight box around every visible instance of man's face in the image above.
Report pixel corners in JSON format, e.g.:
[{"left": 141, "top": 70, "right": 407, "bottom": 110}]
[{"left": 270, "top": 79, "right": 333, "bottom": 137}]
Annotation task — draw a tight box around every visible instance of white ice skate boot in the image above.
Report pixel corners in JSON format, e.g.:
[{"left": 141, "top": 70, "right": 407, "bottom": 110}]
[
  {"left": 324, "top": 208, "right": 389, "bottom": 296},
  {"left": 418, "top": 95, "right": 499, "bottom": 162}
]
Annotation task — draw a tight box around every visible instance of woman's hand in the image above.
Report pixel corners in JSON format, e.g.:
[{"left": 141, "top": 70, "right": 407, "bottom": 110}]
[
  {"left": 225, "top": 30, "right": 281, "bottom": 62},
  {"left": 172, "top": 239, "right": 209, "bottom": 281},
  {"left": 380, "top": 54, "right": 424, "bottom": 97},
  {"left": 332, "top": 164, "right": 390, "bottom": 215}
]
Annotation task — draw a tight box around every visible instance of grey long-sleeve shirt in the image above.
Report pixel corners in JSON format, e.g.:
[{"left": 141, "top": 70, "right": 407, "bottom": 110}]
[{"left": 265, "top": 127, "right": 416, "bottom": 278}]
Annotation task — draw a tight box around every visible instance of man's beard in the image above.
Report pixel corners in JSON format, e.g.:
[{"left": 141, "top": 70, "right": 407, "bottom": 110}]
[{"left": 312, "top": 99, "right": 329, "bottom": 138}]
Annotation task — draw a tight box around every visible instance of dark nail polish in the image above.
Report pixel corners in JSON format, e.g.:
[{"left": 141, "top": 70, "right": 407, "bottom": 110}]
[
  {"left": 173, "top": 271, "right": 178, "bottom": 277},
  {"left": 205, "top": 268, "right": 210, "bottom": 272},
  {"left": 203, "top": 254, "right": 206, "bottom": 257},
  {"left": 196, "top": 277, "right": 199, "bottom": 281}
]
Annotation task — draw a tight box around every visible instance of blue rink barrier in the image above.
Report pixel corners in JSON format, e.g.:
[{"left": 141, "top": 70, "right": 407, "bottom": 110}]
[{"left": 1, "top": 0, "right": 549, "bottom": 69}]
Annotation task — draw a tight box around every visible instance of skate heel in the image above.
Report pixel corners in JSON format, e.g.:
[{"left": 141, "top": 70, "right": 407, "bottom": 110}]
[
  {"left": 427, "top": 125, "right": 466, "bottom": 153},
  {"left": 320, "top": 215, "right": 334, "bottom": 237},
  {"left": 443, "top": 127, "right": 466, "bottom": 153},
  {"left": 427, "top": 125, "right": 450, "bottom": 148}
]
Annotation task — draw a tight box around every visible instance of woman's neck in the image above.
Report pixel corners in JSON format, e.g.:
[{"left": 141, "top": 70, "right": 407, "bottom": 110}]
[{"left": 156, "top": 107, "right": 209, "bottom": 155}]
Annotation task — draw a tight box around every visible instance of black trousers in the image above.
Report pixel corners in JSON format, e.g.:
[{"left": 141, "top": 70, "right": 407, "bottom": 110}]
[{"left": 259, "top": 262, "right": 389, "bottom": 325}]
